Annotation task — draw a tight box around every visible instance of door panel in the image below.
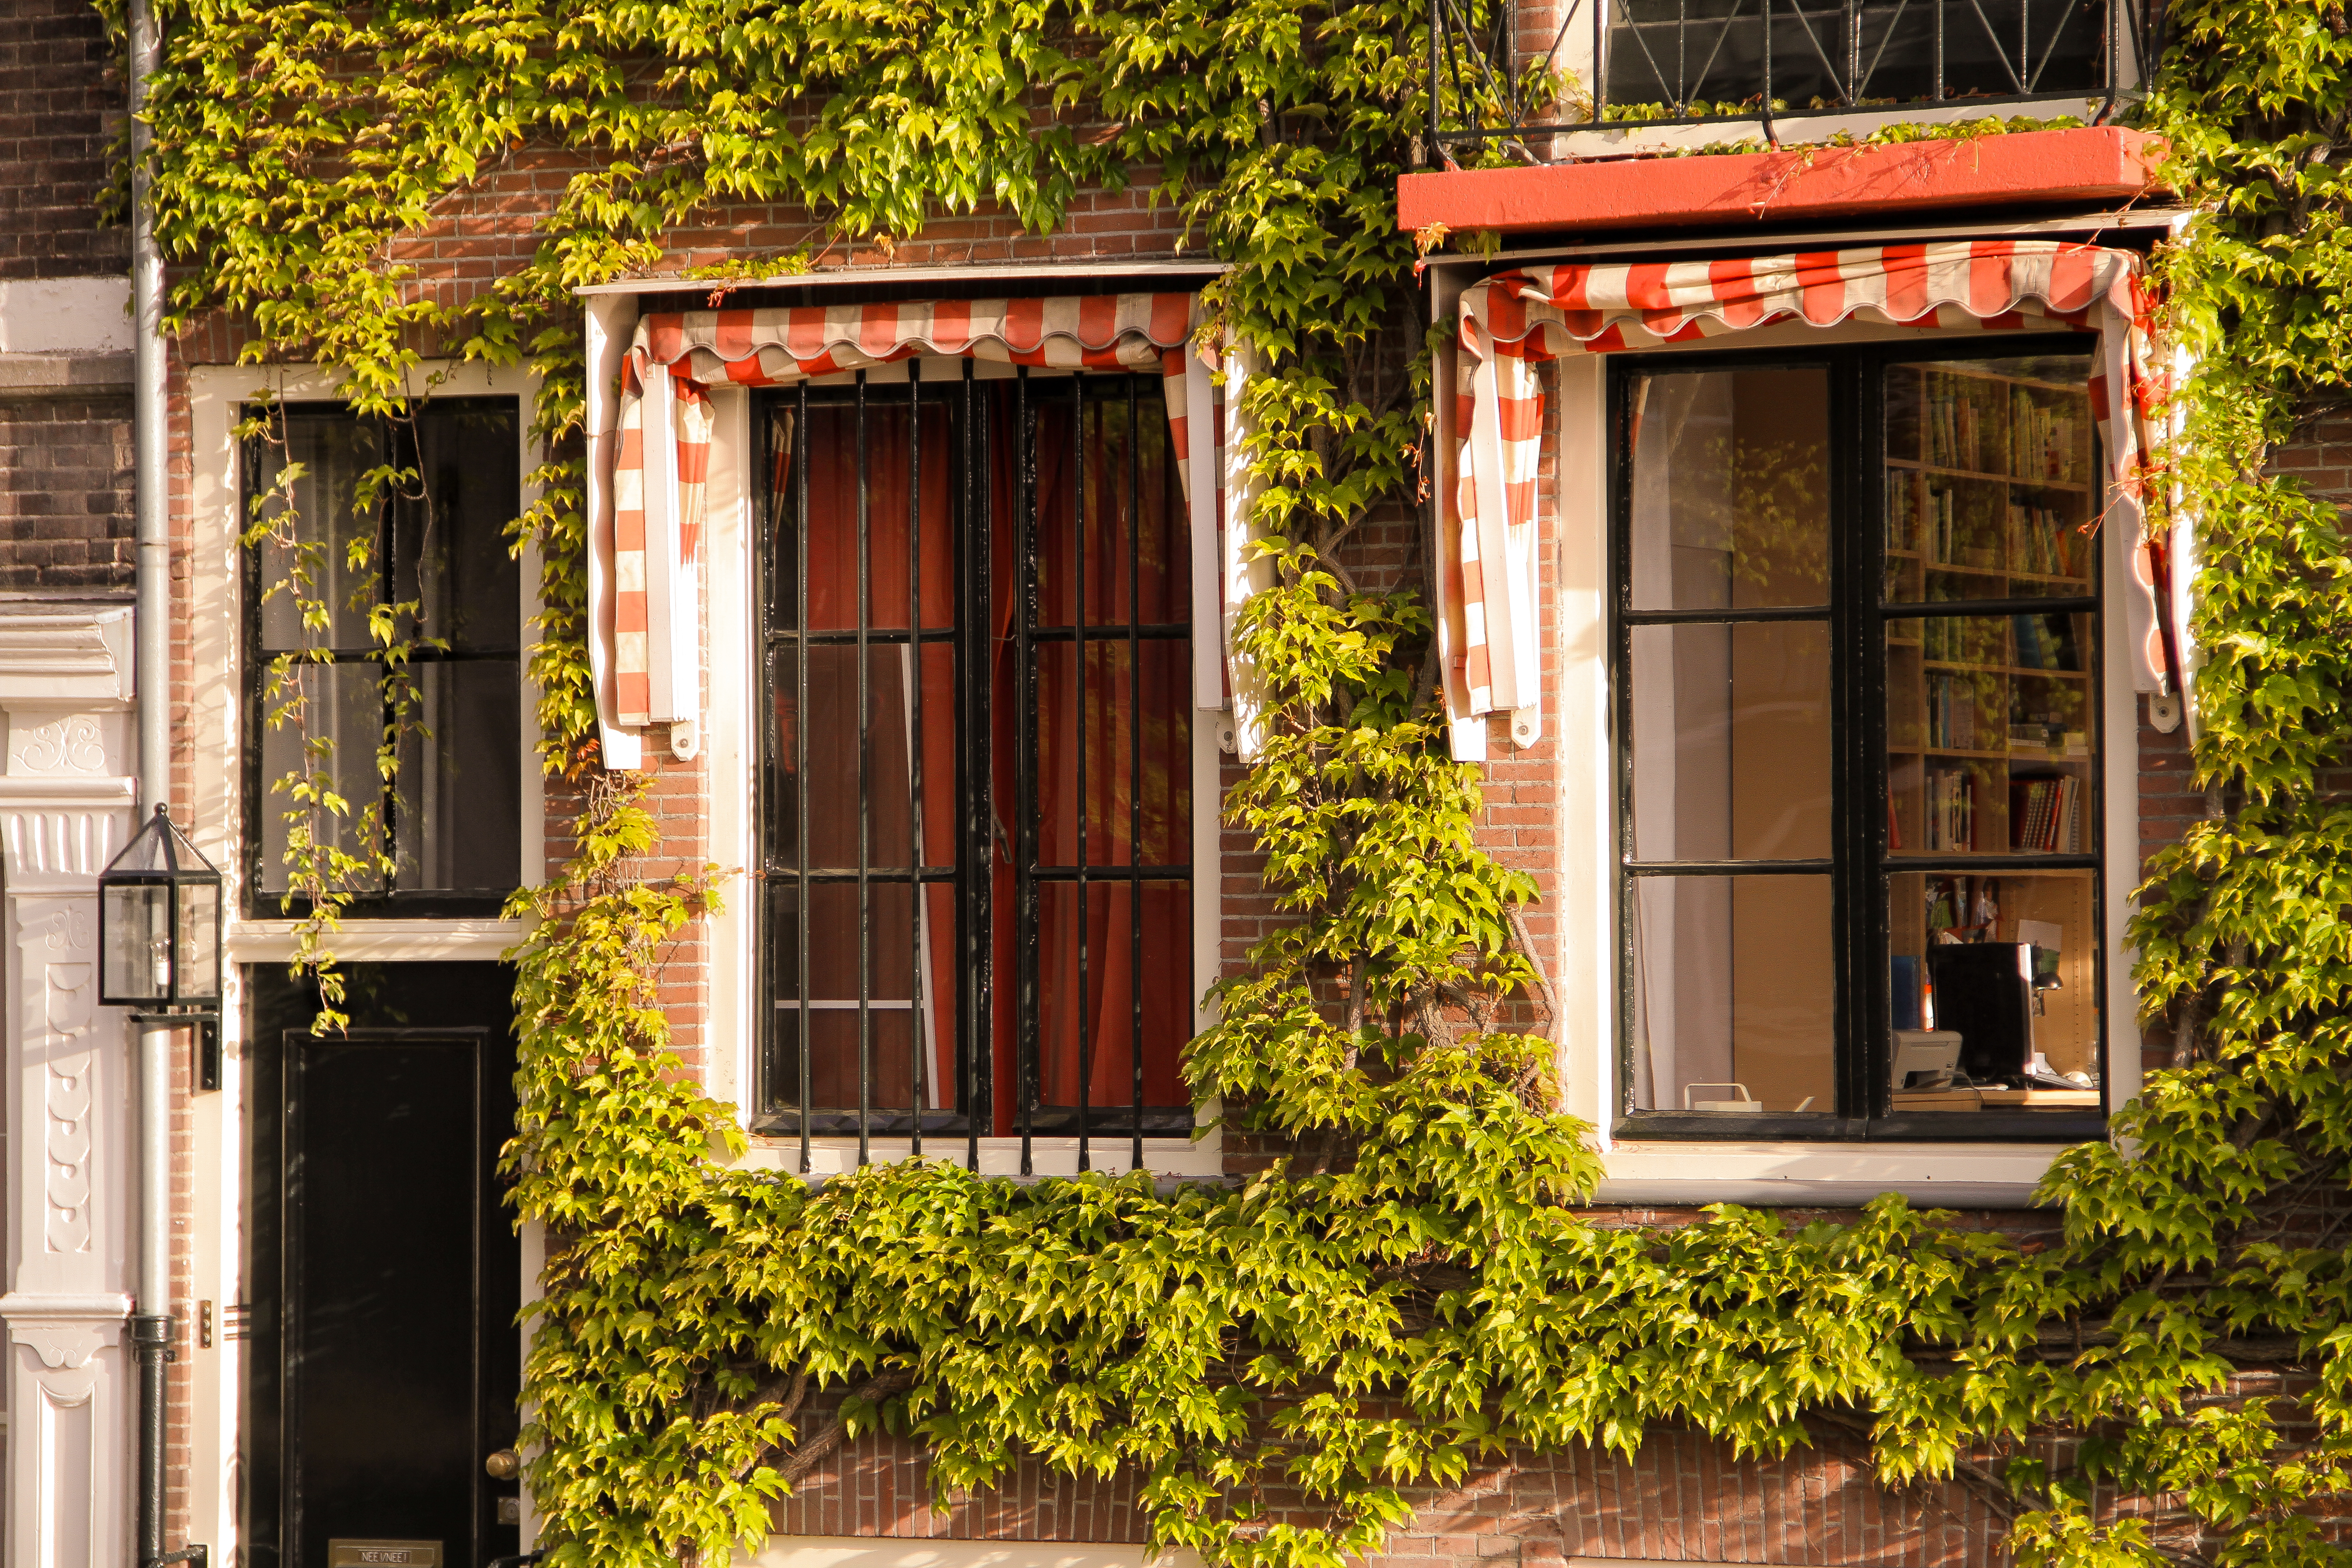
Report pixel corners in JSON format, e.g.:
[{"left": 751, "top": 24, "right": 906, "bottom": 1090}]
[{"left": 244, "top": 963, "right": 523, "bottom": 1568}]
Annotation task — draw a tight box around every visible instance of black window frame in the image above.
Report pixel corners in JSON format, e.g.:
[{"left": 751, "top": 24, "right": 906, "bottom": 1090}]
[
  {"left": 239, "top": 396, "right": 525, "bottom": 921},
  {"left": 752, "top": 361, "right": 1196, "bottom": 1174},
  {"left": 1607, "top": 334, "right": 2109, "bottom": 1143}
]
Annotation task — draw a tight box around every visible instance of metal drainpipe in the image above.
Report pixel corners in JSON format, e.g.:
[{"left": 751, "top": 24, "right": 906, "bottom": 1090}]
[{"left": 129, "top": 0, "right": 178, "bottom": 1561}]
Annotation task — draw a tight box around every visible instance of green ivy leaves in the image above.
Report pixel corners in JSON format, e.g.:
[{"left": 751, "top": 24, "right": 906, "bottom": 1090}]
[{"left": 142, "top": 0, "right": 2352, "bottom": 1559}]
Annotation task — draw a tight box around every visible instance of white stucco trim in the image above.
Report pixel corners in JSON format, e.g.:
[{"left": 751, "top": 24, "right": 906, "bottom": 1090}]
[
  {"left": 184, "top": 359, "right": 546, "bottom": 1568},
  {"left": 0, "top": 277, "right": 132, "bottom": 356}
]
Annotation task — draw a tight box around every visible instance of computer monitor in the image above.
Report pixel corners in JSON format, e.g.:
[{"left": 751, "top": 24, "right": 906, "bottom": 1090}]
[{"left": 1926, "top": 942, "right": 2036, "bottom": 1084}]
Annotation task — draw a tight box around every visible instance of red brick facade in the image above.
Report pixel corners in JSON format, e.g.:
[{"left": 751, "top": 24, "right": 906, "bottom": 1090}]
[{"left": 0, "top": 22, "right": 2308, "bottom": 1561}]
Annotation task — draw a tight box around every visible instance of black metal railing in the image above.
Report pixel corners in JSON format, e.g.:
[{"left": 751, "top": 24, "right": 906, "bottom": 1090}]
[{"left": 1429, "top": 0, "right": 2159, "bottom": 157}]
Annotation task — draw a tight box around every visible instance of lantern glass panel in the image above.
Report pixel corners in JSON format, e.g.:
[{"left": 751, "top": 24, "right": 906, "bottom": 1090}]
[
  {"left": 103, "top": 882, "right": 171, "bottom": 1004},
  {"left": 176, "top": 881, "right": 220, "bottom": 1000}
]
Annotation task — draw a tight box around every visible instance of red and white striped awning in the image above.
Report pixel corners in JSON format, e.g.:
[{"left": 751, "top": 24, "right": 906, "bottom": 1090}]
[
  {"left": 1446, "top": 240, "right": 2172, "bottom": 760},
  {"left": 591, "top": 294, "right": 1219, "bottom": 764}
]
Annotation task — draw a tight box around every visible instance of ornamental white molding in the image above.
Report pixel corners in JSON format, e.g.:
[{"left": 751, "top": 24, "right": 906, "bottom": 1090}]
[{"left": 0, "top": 602, "right": 137, "bottom": 1568}]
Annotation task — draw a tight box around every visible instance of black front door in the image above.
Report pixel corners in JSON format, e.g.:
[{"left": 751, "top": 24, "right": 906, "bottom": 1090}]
[{"left": 245, "top": 963, "right": 523, "bottom": 1568}]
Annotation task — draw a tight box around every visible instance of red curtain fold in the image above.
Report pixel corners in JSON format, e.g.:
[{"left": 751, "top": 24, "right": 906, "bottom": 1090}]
[
  {"left": 1023, "top": 392, "right": 1192, "bottom": 1114},
  {"left": 779, "top": 401, "right": 960, "bottom": 1111}
]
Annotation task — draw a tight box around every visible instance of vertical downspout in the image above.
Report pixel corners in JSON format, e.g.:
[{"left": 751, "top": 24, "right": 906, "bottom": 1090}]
[{"left": 129, "top": 0, "right": 178, "bottom": 1564}]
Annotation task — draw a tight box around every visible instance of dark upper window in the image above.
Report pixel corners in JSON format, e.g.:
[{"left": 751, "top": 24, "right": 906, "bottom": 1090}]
[
  {"left": 242, "top": 399, "right": 523, "bottom": 918},
  {"left": 756, "top": 364, "right": 1194, "bottom": 1167},
  {"left": 1612, "top": 340, "right": 2105, "bottom": 1141},
  {"left": 1604, "top": 0, "right": 2114, "bottom": 117}
]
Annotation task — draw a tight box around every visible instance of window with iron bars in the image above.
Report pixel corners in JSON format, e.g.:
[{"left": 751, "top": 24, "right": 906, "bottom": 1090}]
[{"left": 755, "top": 362, "right": 1196, "bottom": 1174}]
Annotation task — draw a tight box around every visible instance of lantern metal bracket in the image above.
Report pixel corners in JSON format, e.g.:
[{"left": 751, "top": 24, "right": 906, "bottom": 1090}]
[{"left": 128, "top": 1011, "right": 222, "bottom": 1094}]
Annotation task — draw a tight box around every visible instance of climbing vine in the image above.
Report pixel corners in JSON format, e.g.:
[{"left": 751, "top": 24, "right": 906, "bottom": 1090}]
[{"left": 127, "top": 0, "right": 2352, "bottom": 1564}]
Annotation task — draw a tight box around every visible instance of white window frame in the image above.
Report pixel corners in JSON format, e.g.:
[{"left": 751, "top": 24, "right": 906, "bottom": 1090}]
[
  {"left": 582, "top": 278, "right": 1230, "bottom": 1180},
  {"left": 1432, "top": 264, "right": 2150, "bottom": 1207}
]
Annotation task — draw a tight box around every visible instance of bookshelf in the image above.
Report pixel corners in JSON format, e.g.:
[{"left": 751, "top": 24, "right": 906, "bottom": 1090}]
[
  {"left": 1881, "top": 358, "right": 2103, "bottom": 1088},
  {"left": 1882, "top": 360, "right": 2097, "bottom": 863}
]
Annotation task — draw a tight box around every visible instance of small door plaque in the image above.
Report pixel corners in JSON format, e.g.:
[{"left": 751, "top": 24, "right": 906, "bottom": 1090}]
[{"left": 328, "top": 1543, "right": 442, "bottom": 1567}]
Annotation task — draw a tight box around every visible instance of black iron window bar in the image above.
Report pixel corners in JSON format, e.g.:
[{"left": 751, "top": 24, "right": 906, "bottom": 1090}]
[
  {"left": 1427, "top": 0, "right": 2157, "bottom": 158},
  {"left": 757, "top": 362, "right": 1192, "bottom": 1177}
]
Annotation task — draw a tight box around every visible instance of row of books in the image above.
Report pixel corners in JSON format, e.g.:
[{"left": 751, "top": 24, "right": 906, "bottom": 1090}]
[
  {"left": 1885, "top": 471, "right": 1916, "bottom": 551},
  {"left": 1926, "top": 673, "right": 1982, "bottom": 750},
  {"left": 1924, "top": 873, "right": 2000, "bottom": 937},
  {"left": 2011, "top": 613, "right": 2081, "bottom": 672},
  {"left": 2008, "top": 503, "right": 2078, "bottom": 577},
  {"left": 1923, "top": 484, "right": 1999, "bottom": 567},
  {"left": 2009, "top": 388, "right": 2089, "bottom": 484},
  {"left": 1926, "top": 382, "right": 1996, "bottom": 472},
  {"left": 1920, "top": 616, "right": 2000, "bottom": 663},
  {"left": 1924, "top": 767, "right": 1978, "bottom": 851},
  {"left": 2009, "top": 775, "right": 2085, "bottom": 853},
  {"left": 1916, "top": 374, "right": 2092, "bottom": 483}
]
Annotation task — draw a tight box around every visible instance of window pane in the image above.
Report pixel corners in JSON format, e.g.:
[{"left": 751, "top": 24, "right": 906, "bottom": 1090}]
[
  {"left": 1035, "top": 382, "right": 1183, "bottom": 627},
  {"left": 1629, "top": 367, "right": 1829, "bottom": 611},
  {"left": 1884, "top": 612, "right": 2096, "bottom": 857},
  {"left": 775, "top": 642, "right": 955, "bottom": 874},
  {"left": 786, "top": 401, "right": 956, "bottom": 633},
  {"left": 1607, "top": 0, "right": 2100, "bottom": 113},
  {"left": 255, "top": 662, "right": 387, "bottom": 898},
  {"left": 395, "top": 405, "right": 520, "bottom": 652},
  {"left": 1036, "top": 640, "right": 1191, "bottom": 868},
  {"left": 768, "top": 879, "right": 956, "bottom": 1116},
  {"left": 1884, "top": 356, "right": 2096, "bottom": 605},
  {"left": 1034, "top": 880, "right": 1191, "bottom": 1116},
  {"left": 1886, "top": 870, "right": 2100, "bottom": 1107},
  {"left": 394, "top": 661, "right": 520, "bottom": 892},
  {"left": 1629, "top": 874, "right": 1835, "bottom": 1115},
  {"left": 251, "top": 412, "right": 382, "bottom": 652},
  {"left": 1629, "top": 621, "right": 1832, "bottom": 862}
]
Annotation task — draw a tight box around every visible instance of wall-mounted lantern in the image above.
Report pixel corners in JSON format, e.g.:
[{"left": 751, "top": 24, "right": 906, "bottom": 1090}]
[{"left": 98, "top": 803, "right": 222, "bottom": 1024}]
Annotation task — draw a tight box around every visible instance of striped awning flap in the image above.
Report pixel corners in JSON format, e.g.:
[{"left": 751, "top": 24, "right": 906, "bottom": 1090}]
[
  {"left": 1444, "top": 240, "right": 2171, "bottom": 763},
  {"left": 595, "top": 293, "right": 1212, "bottom": 760}
]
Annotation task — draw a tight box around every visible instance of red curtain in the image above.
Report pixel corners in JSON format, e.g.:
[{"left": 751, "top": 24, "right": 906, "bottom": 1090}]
[
  {"left": 779, "top": 382, "right": 1191, "bottom": 1130},
  {"left": 779, "top": 400, "right": 960, "bottom": 1112},
  {"left": 1004, "top": 389, "right": 1192, "bottom": 1120}
]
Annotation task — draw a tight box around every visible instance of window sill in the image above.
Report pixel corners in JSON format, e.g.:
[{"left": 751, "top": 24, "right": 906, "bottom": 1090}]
[
  {"left": 1597, "top": 1139, "right": 2080, "bottom": 1209},
  {"left": 228, "top": 917, "right": 530, "bottom": 964},
  {"left": 733, "top": 1134, "right": 1223, "bottom": 1181}
]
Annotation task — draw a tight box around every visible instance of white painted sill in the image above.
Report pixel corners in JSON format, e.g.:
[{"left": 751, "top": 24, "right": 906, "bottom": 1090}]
[{"left": 1596, "top": 1141, "right": 2075, "bottom": 1209}]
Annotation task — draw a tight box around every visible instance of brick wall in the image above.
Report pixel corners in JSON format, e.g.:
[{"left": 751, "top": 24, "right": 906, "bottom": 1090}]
[
  {"left": 151, "top": 139, "right": 2304, "bottom": 1567},
  {"left": 2133, "top": 393, "right": 2352, "bottom": 1072},
  {"left": 774, "top": 1414, "right": 2009, "bottom": 1568},
  {"left": 0, "top": 0, "right": 126, "bottom": 280},
  {"left": 0, "top": 378, "right": 134, "bottom": 590}
]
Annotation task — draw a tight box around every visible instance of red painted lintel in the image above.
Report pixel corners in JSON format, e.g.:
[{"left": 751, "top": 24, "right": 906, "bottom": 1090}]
[{"left": 1396, "top": 127, "right": 2167, "bottom": 237}]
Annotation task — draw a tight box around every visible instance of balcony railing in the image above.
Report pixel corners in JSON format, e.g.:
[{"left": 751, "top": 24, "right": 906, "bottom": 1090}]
[{"left": 1428, "top": 0, "right": 2160, "bottom": 157}]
